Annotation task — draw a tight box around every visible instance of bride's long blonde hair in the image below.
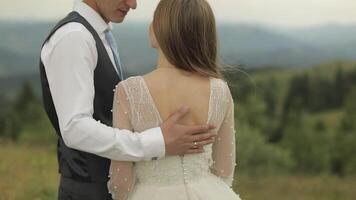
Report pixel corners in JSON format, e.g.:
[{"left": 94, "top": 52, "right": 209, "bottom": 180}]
[{"left": 153, "top": 0, "right": 222, "bottom": 78}]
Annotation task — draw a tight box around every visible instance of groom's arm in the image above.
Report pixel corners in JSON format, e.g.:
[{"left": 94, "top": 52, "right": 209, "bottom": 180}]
[{"left": 41, "top": 24, "right": 164, "bottom": 161}]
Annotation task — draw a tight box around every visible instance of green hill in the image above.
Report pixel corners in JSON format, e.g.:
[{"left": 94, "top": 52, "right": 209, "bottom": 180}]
[{"left": 227, "top": 61, "right": 356, "bottom": 176}]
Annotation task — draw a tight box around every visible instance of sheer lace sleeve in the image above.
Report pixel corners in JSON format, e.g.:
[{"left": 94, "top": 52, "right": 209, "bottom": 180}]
[
  {"left": 210, "top": 83, "right": 236, "bottom": 187},
  {"left": 108, "top": 82, "right": 135, "bottom": 200}
]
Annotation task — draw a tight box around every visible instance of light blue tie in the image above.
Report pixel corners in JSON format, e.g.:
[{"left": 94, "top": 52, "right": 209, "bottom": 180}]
[{"left": 105, "top": 30, "right": 124, "bottom": 80}]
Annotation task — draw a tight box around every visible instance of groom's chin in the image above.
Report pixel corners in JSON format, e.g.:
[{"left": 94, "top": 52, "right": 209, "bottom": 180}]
[
  {"left": 110, "top": 13, "right": 127, "bottom": 23},
  {"left": 111, "top": 17, "right": 125, "bottom": 23}
]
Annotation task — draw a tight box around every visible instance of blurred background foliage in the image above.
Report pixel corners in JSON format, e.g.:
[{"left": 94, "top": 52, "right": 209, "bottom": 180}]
[
  {"left": 1, "top": 60, "right": 356, "bottom": 199},
  {"left": 228, "top": 62, "right": 356, "bottom": 177},
  {"left": 2, "top": 1, "right": 356, "bottom": 197}
]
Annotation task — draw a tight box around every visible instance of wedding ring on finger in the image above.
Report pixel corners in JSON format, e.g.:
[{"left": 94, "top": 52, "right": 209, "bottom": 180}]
[{"left": 193, "top": 141, "right": 198, "bottom": 148}]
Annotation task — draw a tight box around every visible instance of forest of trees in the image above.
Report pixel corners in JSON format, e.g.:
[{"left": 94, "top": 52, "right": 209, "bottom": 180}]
[
  {"left": 228, "top": 62, "right": 356, "bottom": 176},
  {"left": 0, "top": 82, "right": 43, "bottom": 141},
  {"left": 1, "top": 62, "right": 356, "bottom": 177}
]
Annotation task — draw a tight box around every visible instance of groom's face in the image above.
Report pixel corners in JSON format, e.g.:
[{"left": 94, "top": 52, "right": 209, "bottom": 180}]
[{"left": 96, "top": 0, "right": 137, "bottom": 23}]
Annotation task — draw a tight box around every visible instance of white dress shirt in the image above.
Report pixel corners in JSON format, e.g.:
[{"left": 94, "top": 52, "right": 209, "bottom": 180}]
[{"left": 40, "top": 0, "right": 165, "bottom": 161}]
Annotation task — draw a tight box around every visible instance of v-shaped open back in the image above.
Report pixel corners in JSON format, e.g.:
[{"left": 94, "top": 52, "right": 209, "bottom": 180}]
[
  {"left": 121, "top": 76, "right": 230, "bottom": 132},
  {"left": 108, "top": 75, "right": 239, "bottom": 200},
  {"left": 139, "top": 76, "right": 214, "bottom": 126}
]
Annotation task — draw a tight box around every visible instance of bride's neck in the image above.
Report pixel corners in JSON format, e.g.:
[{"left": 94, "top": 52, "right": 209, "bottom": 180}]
[{"left": 156, "top": 49, "right": 176, "bottom": 70}]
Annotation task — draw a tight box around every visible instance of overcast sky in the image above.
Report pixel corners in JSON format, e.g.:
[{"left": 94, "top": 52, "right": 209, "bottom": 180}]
[{"left": 1, "top": 0, "right": 356, "bottom": 27}]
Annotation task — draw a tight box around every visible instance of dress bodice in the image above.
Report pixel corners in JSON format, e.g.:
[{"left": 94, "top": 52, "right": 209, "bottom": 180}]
[
  {"left": 122, "top": 76, "right": 230, "bottom": 185},
  {"left": 108, "top": 76, "right": 237, "bottom": 200}
]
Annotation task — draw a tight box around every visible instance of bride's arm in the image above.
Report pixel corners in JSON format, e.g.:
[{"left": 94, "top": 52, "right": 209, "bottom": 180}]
[
  {"left": 210, "top": 83, "right": 236, "bottom": 187},
  {"left": 108, "top": 82, "right": 135, "bottom": 200}
]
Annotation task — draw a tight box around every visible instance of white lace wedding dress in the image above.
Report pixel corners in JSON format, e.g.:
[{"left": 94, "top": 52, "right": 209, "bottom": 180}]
[{"left": 107, "top": 76, "right": 241, "bottom": 200}]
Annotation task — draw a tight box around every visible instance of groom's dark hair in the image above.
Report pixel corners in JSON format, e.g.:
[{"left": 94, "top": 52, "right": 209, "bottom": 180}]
[{"left": 153, "top": 0, "right": 222, "bottom": 78}]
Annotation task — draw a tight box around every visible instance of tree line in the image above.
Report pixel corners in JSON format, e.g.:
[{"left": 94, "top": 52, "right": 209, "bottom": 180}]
[
  {"left": 228, "top": 63, "right": 356, "bottom": 176},
  {"left": 1, "top": 62, "right": 356, "bottom": 176}
]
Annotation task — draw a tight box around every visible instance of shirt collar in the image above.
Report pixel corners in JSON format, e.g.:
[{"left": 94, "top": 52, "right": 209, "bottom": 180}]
[{"left": 73, "top": 0, "right": 113, "bottom": 34}]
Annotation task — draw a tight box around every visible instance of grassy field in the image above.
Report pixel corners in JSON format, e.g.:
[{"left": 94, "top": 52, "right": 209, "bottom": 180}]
[
  {"left": 1, "top": 142, "right": 356, "bottom": 200},
  {"left": 236, "top": 175, "right": 356, "bottom": 200},
  {"left": 0, "top": 141, "right": 58, "bottom": 200}
]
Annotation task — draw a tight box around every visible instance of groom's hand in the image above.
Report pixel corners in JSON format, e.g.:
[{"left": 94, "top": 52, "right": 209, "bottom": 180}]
[{"left": 160, "top": 106, "right": 216, "bottom": 156}]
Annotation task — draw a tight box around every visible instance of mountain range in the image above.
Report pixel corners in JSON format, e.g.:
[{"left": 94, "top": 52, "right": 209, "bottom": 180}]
[{"left": 0, "top": 21, "right": 356, "bottom": 91}]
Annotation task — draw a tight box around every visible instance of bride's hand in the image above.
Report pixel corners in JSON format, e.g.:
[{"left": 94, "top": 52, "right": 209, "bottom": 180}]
[{"left": 160, "top": 106, "right": 216, "bottom": 156}]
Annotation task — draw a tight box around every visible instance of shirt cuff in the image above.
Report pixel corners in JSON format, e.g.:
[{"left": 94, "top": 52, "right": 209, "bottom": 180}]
[{"left": 139, "top": 127, "right": 165, "bottom": 161}]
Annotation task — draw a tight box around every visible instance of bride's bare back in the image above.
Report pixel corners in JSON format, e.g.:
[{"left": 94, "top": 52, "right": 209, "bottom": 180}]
[
  {"left": 143, "top": 68, "right": 211, "bottom": 126},
  {"left": 107, "top": 68, "right": 239, "bottom": 200}
]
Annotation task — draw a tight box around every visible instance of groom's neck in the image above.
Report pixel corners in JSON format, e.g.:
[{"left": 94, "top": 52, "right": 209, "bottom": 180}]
[{"left": 83, "top": 0, "right": 110, "bottom": 24}]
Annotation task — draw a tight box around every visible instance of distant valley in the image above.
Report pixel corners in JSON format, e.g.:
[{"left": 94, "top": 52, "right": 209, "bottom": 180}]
[{"left": 1, "top": 21, "right": 356, "bottom": 93}]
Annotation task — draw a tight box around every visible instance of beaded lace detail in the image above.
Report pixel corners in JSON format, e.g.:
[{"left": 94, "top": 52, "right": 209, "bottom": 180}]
[{"left": 108, "top": 76, "right": 236, "bottom": 200}]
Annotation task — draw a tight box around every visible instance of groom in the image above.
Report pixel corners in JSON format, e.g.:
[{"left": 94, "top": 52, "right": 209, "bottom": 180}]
[{"left": 39, "top": 0, "right": 216, "bottom": 199}]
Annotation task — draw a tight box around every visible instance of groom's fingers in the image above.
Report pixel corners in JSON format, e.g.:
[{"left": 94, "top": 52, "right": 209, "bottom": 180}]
[
  {"left": 192, "top": 138, "right": 215, "bottom": 148},
  {"left": 188, "top": 132, "right": 216, "bottom": 144},
  {"left": 184, "top": 137, "right": 215, "bottom": 154},
  {"left": 185, "top": 148, "right": 204, "bottom": 154},
  {"left": 166, "top": 106, "right": 190, "bottom": 123},
  {"left": 186, "top": 124, "right": 216, "bottom": 135}
]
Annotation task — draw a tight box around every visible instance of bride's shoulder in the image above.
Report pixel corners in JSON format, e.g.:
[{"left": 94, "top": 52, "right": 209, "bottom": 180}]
[
  {"left": 113, "top": 76, "right": 146, "bottom": 102},
  {"left": 211, "top": 77, "right": 233, "bottom": 100},
  {"left": 115, "top": 76, "right": 143, "bottom": 88},
  {"left": 211, "top": 77, "right": 230, "bottom": 89}
]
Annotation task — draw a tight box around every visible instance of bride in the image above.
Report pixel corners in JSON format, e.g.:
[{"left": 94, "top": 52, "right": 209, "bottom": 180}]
[{"left": 107, "top": 0, "right": 241, "bottom": 199}]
